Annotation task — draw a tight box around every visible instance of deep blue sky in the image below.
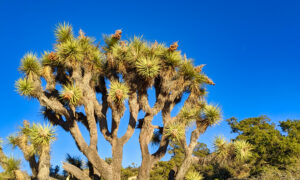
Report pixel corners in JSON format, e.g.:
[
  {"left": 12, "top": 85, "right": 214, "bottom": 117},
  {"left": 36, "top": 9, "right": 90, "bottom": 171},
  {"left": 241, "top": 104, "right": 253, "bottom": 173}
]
[{"left": 0, "top": 0, "right": 299, "bottom": 173}]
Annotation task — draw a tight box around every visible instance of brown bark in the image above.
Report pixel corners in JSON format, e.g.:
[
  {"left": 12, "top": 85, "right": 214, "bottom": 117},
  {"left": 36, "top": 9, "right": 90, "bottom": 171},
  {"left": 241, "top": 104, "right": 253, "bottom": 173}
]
[
  {"left": 175, "top": 122, "right": 209, "bottom": 180},
  {"left": 63, "top": 162, "right": 92, "bottom": 180},
  {"left": 14, "top": 170, "right": 31, "bottom": 180},
  {"left": 37, "top": 146, "right": 51, "bottom": 180}
]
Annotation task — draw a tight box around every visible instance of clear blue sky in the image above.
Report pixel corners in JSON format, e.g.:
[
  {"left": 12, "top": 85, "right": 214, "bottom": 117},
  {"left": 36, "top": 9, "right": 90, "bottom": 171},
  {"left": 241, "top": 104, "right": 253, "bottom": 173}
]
[{"left": 0, "top": 0, "right": 299, "bottom": 173}]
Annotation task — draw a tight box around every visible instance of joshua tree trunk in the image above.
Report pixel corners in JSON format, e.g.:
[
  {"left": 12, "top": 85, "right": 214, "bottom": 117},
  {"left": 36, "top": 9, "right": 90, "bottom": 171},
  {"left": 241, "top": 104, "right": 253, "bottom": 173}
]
[
  {"left": 14, "top": 170, "right": 31, "bottom": 180},
  {"left": 175, "top": 155, "right": 193, "bottom": 180},
  {"left": 111, "top": 140, "right": 123, "bottom": 180},
  {"left": 175, "top": 123, "right": 208, "bottom": 180},
  {"left": 37, "top": 146, "right": 51, "bottom": 180}
]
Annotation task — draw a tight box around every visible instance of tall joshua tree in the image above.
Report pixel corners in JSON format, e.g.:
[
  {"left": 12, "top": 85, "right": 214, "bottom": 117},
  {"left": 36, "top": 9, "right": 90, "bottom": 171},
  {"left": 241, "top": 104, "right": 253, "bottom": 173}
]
[
  {"left": 8, "top": 120, "right": 56, "bottom": 180},
  {"left": 16, "top": 23, "right": 217, "bottom": 180}
]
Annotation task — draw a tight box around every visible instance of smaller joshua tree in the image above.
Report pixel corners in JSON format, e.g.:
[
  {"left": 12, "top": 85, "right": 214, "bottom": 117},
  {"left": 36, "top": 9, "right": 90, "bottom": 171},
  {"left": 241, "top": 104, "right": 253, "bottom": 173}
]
[
  {"left": 0, "top": 139, "right": 30, "bottom": 180},
  {"left": 8, "top": 120, "right": 56, "bottom": 180},
  {"left": 208, "top": 137, "right": 253, "bottom": 179},
  {"left": 159, "top": 103, "right": 222, "bottom": 180}
]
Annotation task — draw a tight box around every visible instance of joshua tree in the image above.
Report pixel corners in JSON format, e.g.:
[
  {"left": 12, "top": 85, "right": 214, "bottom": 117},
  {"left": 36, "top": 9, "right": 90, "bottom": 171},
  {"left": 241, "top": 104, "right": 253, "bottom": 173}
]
[
  {"left": 0, "top": 139, "right": 30, "bottom": 180},
  {"left": 16, "top": 22, "right": 217, "bottom": 180},
  {"left": 8, "top": 121, "right": 56, "bottom": 180}
]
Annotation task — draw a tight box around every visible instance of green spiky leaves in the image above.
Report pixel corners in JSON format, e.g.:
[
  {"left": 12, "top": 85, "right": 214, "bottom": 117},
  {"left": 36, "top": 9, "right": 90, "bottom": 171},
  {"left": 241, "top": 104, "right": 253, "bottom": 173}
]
[
  {"left": 214, "top": 136, "right": 253, "bottom": 164},
  {"left": 214, "top": 136, "right": 230, "bottom": 161},
  {"left": 60, "top": 84, "right": 82, "bottom": 106},
  {"left": 233, "top": 140, "right": 253, "bottom": 162},
  {"left": 180, "top": 59, "right": 196, "bottom": 79},
  {"left": 55, "top": 22, "right": 74, "bottom": 43},
  {"left": 56, "top": 39, "right": 83, "bottom": 62},
  {"left": 24, "top": 123, "right": 56, "bottom": 147},
  {"left": 185, "top": 170, "right": 203, "bottom": 180},
  {"left": 19, "top": 53, "right": 41, "bottom": 76},
  {"left": 15, "top": 78, "right": 34, "bottom": 96},
  {"left": 136, "top": 56, "right": 160, "bottom": 79},
  {"left": 203, "top": 104, "right": 222, "bottom": 125},
  {"left": 164, "top": 122, "right": 185, "bottom": 142},
  {"left": 163, "top": 50, "right": 182, "bottom": 67},
  {"left": 2, "top": 156, "right": 21, "bottom": 177},
  {"left": 178, "top": 105, "right": 199, "bottom": 126},
  {"left": 108, "top": 81, "right": 129, "bottom": 103},
  {"left": 41, "top": 51, "right": 59, "bottom": 66}
]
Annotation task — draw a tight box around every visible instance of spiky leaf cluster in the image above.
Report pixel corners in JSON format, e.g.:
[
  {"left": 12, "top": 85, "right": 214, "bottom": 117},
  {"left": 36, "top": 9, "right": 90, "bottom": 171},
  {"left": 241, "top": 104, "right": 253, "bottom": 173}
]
[
  {"left": 19, "top": 53, "right": 41, "bottom": 75},
  {"left": 164, "top": 122, "right": 185, "bottom": 142},
  {"left": 202, "top": 104, "right": 222, "bottom": 125},
  {"left": 56, "top": 39, "right": 84, "bottom": 62},
  {"left": 214, "top": 136, "right": 231, "bottom": 161},
  {"left": 185, "top": 170, "right": 203, "bottom": 180},
  {"left": 214, "top": 136, "right": 253, "bottom": 164},
  {"left": 124, "top": 36, "right": 148, "bottom": 64},
  {"left": 178, "top": 105, "right": 199, "bottom": 126},
  {"left": 163, "top": 50, "right": 182, "bottom": 67},
  {"left": 60, "top": 84, "right": 82, "bottom": 106},
  {"left": 103, "top": 35, "right": 120, "bottom": 50},
  {"left": 23, "top": 123, "right": 56, "bottom": 147},
  {"left": 108, "top": 81, "right": 129, "bottom": 103},
  {"left": 136, "top": 56, "right": 160, "bottom": 79},
  {"left": 41, "top": 51, "right": 59, "bottom": 66},
  {"left": 55, "top": 22, "right": 74, "bottom": 43},
  {"left": 15, "top": 78, "right": 34, "bottom": 96},
  {"left": 233, "top": 140, "right": 253, "bottom": 162},
  {"left": 2, "top": 156, "right": 21, "bottom": 177}
]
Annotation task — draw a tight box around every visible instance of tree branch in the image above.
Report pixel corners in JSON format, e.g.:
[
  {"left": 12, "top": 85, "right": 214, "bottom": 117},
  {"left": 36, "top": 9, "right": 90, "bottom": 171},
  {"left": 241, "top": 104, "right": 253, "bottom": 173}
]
[{"left": 63, "top": 162, "right": 92, "bottom": 180}]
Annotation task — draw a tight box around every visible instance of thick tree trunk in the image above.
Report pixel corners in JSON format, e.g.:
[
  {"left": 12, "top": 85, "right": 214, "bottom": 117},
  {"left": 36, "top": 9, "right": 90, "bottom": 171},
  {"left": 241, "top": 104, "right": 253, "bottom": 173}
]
[
  {"left": 63, "top": 162, "right": 92, "bottom": 180},
  {"left": 14, "top": 170, "right": 31, "bottom": 180},
  {"left": 37, "top": 146, "right": 51, "bottom": 180},
  {"left": 175, "top": 156, "right": 193, "bottom": 180},
  {"left": 137, "top": 120, "right": 154, "bottom": 180},
  {"left": 137, "top": 155, "right": 152, "bottom": 180},
  {"left": 111, "top": 140, "right": 123, "bottom": 180}
]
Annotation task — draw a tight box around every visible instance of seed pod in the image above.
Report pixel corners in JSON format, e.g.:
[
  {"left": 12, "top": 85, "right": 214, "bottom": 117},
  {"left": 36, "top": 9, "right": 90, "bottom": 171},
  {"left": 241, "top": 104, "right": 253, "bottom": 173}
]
[{"left": 169, "top": 41, "right": 178, "bottom": 51}]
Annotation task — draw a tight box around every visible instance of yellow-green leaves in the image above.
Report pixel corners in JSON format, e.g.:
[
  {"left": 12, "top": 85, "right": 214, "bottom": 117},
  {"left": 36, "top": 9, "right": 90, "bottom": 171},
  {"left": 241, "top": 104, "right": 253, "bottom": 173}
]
[
  {"left": 136, "top": 56, "right": 160, "bottom": 79},
  {"left": 178, "top": 105, "right": 199, "bottom": 126},
  {"left": 214, "top": 136, "right": 253, "bottom": 164},
  {"left": 203, "top": 104, "right": 222, "bottom": 125},
  {"left": 234, "top": 140, "right": 253, "bottom": 162},
  {"left": 55, "top": 22, "right": 74, "bottom": 43},
  {"left": 180, "top": 59, "right": 196, "bottom": 79},
  {"left": 60, "top": 84, "right": 82, "bottom": 106},
  {"left": 108, "top": 81, "right": 129, "bottom": 103},
  {"left": 25, "top": 123, "right": 56, "bottom": 147},
  {"left": 163, "top": 50, "right": 182, "bottom": 67},
  {"left": 19, "top": 53, "right": 41, "bottom": 76},
  {"left": 41, "top": 51, "right": 61, "bottom": 67},
  {"left": 185, "top": 170, "right": 203, "bottom": 180},
  {"left": 164, "top": 122, "right": 185, "bottom": 142},
  {"left": 214, "top": 136, "right": 230, "bottom": 160},
  {"left": 2, "top": 156, "right": 21, "bottom": 177},
  {"left": 56, "top": 39, "right": 83, "bottom": 62},
  {"left": 15, "top": 78, "right": 34, "bottom": 96},
  {"left": 125, "top": 36, "right": 147, "bottom": 64}
]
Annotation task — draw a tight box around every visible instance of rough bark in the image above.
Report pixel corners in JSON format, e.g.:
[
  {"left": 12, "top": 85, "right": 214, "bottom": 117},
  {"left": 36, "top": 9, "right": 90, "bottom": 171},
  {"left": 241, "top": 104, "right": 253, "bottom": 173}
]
[
  {"left": 175, "top": 122, "right": 209, "bottom": 180},
  {"left": 14, "top": 170, "right": 31, "bottom": 180},
  {"left": 37, "top": 146, "right": 51, "bottom": 180},
  {"left": 63, "top": 162, "right": 92, "bottom": 180}
]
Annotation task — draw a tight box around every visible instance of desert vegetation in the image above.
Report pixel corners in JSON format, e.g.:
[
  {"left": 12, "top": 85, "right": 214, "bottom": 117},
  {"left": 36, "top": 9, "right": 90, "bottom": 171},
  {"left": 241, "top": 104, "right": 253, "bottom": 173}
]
[{"left": 0, "top": 23, "right": 299, "bottom": 180}]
